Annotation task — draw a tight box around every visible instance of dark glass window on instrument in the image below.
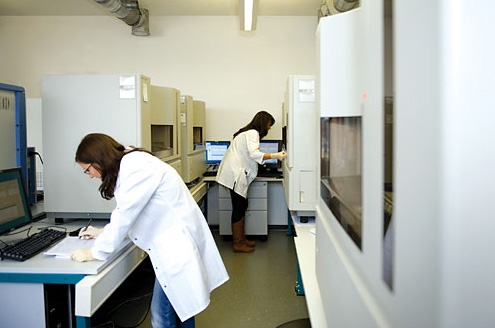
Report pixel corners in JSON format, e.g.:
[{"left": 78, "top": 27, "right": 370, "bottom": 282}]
[{"left": 320, "top": 117, "right": 362, "bottom": 249}]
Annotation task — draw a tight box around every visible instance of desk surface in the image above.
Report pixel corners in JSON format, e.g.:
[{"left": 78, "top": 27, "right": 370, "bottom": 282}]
[
  {"left": 0, "top": 219, "right": 132, "bottom": 275},
  {"left": 0, "top": 218, "right": 146, "bottom": 321},
  {"left": 292, "top": 215, "right": 329, "bottom": 328},
  {"left": 202, "top": 176, "right": 283, "bottom": 183},
  {"left": 6, "top": 179, "right": 209, "bottom": 276}
]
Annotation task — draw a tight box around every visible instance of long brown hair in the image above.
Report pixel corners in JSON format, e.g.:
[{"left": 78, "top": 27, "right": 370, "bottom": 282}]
[
  {"left": 75, "top": 133, "right": 148, "bottom": 200},
  {"left": 233, "top": 111, "right": 275, "bottom": 139}
]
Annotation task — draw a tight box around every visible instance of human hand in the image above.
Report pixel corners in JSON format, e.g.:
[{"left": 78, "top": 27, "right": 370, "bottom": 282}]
[
  {"left": 70, "top": 248, "right": 94, "bottom": 262},
  {"left": 271, "top": 151, "right": 287, "bottom": 161},
  {"left": 79, "top": 226, "right": 103, "bottom": 240}
]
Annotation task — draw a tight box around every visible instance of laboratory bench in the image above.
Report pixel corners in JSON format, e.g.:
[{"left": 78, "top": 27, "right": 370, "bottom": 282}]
[
  {"left": 202, "top": 176, "right": 288, "bottom": 239},
  {"left": 0, "top": 218, "right": 146, "bottom": 328},
  {"left": 291, "top": 214, "right": 328, "bottom": 328},
  {"left": 0, "top": 180, "right": 208, "bottom": 328}
]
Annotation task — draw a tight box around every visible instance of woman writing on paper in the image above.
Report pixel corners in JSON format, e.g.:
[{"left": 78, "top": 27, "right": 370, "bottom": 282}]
[{"left": 70, "top": 133, "right": 229, "bottom": 328}]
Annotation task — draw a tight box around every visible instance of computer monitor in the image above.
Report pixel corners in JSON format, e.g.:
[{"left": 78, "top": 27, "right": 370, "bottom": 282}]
[
  {"left": 259, "top": 140, "right": 282, "bottom": 169},
  {"left": 205, "top": 141, "right": 231, "bottom": 165},
  {"left": 0, "top": 167, "right": 32, "bottom": 236}
]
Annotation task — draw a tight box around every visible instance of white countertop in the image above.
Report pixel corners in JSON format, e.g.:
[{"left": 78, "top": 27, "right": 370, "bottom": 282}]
[
  {"left": 0, "top": 219, "right": 132, "bottom": 275},
  {"left": 292, "top": 215, "right": 328, "bottom": 327}
]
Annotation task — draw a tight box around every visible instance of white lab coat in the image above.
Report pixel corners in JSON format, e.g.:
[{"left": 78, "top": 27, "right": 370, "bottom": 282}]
[
  {"left": 91, "top": 151, "right": 229, "bottom": 322},
  {"left": 216, "top": 129, "right": 265, "bottom": 198}
]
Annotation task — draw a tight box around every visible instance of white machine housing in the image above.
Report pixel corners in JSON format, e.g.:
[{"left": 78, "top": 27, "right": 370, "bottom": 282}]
[
  {"left": 282, "top": 75, "right": 318, "bottom": 216},
  {"left": 150, "top": 85, "right": 182, "bottom": 174},
  {"left": 42, "top": 74, "right": 152, "bottom": 218},
  {"left": 180, "top": 96, "right": 206, "bottom": 184},
  {"left": 315, "top": 2, "right": 495, "bottom": 327}
]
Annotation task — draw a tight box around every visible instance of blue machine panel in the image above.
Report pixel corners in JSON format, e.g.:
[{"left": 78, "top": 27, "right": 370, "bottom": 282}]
[{"left": 0, "top": 83, "right": 28, "bottom": 193}]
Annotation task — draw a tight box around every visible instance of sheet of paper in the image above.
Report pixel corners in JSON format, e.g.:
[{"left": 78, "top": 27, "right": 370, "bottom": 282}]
[{"left": 44, "top": 236, "right": 95, "bottom": 259}]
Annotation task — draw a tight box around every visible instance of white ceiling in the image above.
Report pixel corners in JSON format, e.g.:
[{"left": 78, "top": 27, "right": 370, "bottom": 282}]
[{"left": 0, "top": 0, "right": 320, "bottom": 16}]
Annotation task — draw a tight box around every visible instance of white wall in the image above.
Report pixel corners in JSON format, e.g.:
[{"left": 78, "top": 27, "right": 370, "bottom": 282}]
[{"left": 0, "top": 15, "right": 317, "bottom": 142}]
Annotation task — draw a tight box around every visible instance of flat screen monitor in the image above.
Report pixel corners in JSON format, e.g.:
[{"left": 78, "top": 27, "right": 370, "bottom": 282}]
[
  {"left": 259, "top": 140, "right": 282, "bottom": 169},
  {"left": 205, "top": 141, "right": 231, "bottom": 165},
  {"left": 0, "top": 167, "right": 32, "bottom": 236}
]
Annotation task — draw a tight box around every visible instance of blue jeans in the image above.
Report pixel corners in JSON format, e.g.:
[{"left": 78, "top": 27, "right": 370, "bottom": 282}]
[{"left": 151, "top": 278, "right": 195, "bottom": 328}]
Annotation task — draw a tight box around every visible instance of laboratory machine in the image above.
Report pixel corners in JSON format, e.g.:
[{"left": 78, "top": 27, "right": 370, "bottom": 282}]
[
  {"left": 42, "top": 74, "right": 153, "bottom": 219},
  {"left": 180, "top": 96, "right": 206, "bottom": 184},
  {"left": 0, "top": 83, "right": 28, "bottom": 190},
  {"left": 282, "top": 75, "right": 318, "bottom": 216},
  {"left": 150, "top": 85, "right": 182, "bottom": 174}
]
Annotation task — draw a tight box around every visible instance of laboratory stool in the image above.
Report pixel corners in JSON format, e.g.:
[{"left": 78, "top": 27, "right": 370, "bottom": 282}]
[{"left": 276, "top": 318, "right": 311, "bottom": 328}]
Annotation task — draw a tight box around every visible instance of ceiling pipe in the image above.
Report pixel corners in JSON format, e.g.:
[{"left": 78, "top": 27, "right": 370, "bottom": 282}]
[
  {"left": 318, "top": 0, "right": 360, "bottom": 18},
  {"left": 333, "top": 0, "right": 359, "bottom": 13},
  {"left": 92, "top": 0, "right": 150, "bottom": 36}
]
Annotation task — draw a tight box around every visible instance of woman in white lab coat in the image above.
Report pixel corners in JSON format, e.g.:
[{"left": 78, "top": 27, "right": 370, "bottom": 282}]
[
  {"left": 70, "top": 133, "right": 229, "bottom": 328},
  {"left": 216, "top": 111, "right": 286, "bottom": 252}
]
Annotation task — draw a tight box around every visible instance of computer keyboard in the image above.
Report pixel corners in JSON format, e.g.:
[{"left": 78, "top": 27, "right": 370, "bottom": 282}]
[
  {"left": 0, "top": 228, "right": 66, "bottom": 261},
  {"left": 203, "top": 165, "right": 219, "bottom": 177},
  {"left": 257, "top": 170, "right": 283, "bottom": 178}
]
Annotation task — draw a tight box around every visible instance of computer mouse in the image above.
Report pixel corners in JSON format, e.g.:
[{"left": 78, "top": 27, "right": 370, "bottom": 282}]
[{"left": 68, "top": 227, "right": 82, "bottom": 237}]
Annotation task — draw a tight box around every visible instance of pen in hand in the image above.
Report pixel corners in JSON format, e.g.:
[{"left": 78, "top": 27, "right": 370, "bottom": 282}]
[{"left": 79, "top": 217, "right": 93, "bottom": 239}]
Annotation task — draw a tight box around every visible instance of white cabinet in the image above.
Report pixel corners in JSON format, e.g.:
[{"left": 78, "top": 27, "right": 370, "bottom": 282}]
[{"left": 218, "top": 181, "right": 268, "bottom": 236}]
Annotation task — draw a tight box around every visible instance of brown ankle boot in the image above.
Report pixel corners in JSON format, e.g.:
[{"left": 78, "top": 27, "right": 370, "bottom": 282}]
[
  {"left": 240, "top": 218, "right": 256, "bottom": 247},
  {"left": 232, "top": 220, "right": 254, "bottom": 253}
]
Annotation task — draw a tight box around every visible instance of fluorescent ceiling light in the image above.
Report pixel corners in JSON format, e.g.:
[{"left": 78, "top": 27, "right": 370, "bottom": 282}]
[
  {"left": 240, "top": 0, "right": 258, "bottom": 31},
  {"left": 244, "top": 0, "right": 254, "bottom": 30}
]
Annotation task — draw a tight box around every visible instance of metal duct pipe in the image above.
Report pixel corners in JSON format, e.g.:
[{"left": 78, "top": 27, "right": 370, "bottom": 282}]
[
  {"left": 333, "top": 0, "right": 359, "bottom": 13},
  {"left": 318, "top": 0, "right": 360, "bottom": 18},
  {"left": 93, "top": 0, "right": 150, "bottom": 36},
  {"left": 132, "top": 8, "right": 149, "bottom": 36}
]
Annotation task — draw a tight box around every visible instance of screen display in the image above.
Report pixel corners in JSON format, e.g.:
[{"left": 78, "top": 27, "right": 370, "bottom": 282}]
[
  {"left": 0, "top": 168, "right": 32, "bottom": 236},
  {"left": 205, "top": 141, "right": 230, "bottom": 165},
  {"left": 259, "top": 140, "right": 281, "bottom": 166}
]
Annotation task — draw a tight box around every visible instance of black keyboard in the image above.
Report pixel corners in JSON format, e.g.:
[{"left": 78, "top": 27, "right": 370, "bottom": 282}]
[
  {"left": 1, "top": 228, "right": 66, "bottom": 261},
  {"left": 257, "top": 170, "right": 283, "bottom": 178},
  {"left": 203, "top": 165, "right": 218, "bottom": 177}
]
